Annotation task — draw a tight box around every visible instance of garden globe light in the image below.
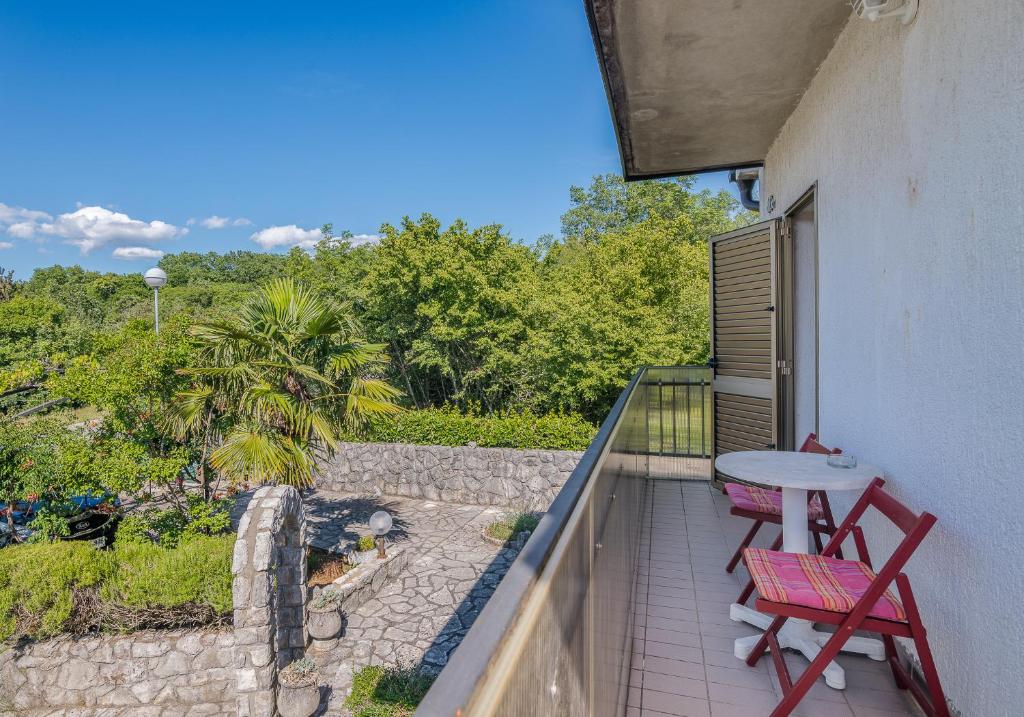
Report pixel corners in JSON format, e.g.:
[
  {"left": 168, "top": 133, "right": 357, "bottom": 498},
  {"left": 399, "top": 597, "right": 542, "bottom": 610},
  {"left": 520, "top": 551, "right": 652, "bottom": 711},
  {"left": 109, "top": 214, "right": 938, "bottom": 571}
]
[
  {"left": 369, "top": 510, "right": 393, "bottom": 558},
  {"left": 143, "top": 267, "right": 168, "bottom": 333}
]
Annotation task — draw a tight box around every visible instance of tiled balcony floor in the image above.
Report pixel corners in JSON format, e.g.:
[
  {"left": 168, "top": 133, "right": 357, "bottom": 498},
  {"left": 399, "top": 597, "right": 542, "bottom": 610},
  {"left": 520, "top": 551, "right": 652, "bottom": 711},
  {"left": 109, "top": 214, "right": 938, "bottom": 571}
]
[{"left": 629, "top": 480, "right": 920, "bottom": 717}]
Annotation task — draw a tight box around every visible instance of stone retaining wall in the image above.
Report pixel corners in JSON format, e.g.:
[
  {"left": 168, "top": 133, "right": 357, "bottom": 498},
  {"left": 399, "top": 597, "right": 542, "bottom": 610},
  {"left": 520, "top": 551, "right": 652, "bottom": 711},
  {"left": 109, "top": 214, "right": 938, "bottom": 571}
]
[
  {"left": 321, "top": 442, "right": 583, "bottom": 511},
  {"left": 0, "top": 629, "right": 235, "bottom": 715}
]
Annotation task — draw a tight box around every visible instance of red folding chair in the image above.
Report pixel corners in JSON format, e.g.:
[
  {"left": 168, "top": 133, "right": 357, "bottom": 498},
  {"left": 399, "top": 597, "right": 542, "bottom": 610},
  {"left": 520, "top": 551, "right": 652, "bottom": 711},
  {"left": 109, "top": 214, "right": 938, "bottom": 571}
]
[
  {"left": 724, "top": 432, "right": 842, "bottom": 575},
  {"left": 742, "top": 477, "right": 950, "bottom": 717}
]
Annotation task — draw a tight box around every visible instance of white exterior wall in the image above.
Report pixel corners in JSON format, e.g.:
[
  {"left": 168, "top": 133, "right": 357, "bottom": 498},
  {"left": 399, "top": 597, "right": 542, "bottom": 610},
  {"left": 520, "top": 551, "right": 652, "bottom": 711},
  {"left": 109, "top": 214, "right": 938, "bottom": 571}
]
[{"left": 761, "top": 3, "right": 1024, "bottom": 715}]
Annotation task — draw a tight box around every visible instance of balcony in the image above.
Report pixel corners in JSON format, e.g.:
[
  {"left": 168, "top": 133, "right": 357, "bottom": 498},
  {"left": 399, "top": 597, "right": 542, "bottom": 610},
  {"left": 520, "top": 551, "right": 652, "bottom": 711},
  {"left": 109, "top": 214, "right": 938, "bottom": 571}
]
[{"left": 419, "top": 367, "right": 920, "bottom": 716}]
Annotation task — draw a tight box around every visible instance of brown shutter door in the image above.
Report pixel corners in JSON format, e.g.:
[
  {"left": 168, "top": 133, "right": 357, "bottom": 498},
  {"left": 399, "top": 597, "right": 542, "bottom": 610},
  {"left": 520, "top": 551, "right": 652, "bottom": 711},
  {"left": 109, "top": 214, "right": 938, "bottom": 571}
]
[{"left": 709, "top": 221, "right": 780, "bottom": 479}]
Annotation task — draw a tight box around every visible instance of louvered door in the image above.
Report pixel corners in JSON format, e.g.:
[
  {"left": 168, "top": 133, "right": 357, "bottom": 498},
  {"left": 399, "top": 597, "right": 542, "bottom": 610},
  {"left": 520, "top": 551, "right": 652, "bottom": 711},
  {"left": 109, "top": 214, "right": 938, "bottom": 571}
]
[{"left": 709, "top": 220, "right": 780, "bottom": 480}]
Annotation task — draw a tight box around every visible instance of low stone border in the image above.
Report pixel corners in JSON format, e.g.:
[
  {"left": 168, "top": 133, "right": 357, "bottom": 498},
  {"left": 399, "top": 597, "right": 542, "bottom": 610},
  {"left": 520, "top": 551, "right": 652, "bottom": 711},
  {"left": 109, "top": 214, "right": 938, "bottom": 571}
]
[
  {"left": 480, "top": 528, "right": 532, "bottom": 550},
  {"left": 311, "top": 546, "right": 409, "bottom": 618}
]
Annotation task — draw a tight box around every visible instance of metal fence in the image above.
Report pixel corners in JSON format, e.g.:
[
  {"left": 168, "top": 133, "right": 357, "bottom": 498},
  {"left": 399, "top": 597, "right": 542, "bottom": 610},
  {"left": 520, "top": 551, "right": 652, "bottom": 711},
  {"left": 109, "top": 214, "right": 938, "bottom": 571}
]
[
  {"left": 644, "top": 365, "right": 712, "bottom": 480},
  {"left": 416, "top": 365, "right": 709, "bottom": 717}
]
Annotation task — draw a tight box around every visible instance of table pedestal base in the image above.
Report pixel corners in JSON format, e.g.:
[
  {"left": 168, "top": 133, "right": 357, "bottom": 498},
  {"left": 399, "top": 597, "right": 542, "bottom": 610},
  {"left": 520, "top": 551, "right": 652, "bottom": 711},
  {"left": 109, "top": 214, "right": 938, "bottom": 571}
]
[{"left": 730, "top": 603, "right": 886, "bottom": 690}]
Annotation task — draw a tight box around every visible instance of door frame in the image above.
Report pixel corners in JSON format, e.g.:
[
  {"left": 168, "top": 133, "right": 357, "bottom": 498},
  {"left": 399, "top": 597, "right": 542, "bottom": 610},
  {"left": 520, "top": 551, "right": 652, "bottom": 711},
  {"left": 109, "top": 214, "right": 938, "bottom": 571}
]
[{"left": 779, "top": 183, "right": 819, "bottom": 449}]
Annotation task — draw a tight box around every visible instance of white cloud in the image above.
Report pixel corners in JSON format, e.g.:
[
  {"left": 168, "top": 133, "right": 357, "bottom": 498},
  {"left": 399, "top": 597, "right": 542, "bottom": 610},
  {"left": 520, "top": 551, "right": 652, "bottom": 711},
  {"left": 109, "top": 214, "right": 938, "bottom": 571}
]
[
  {"left": 200, "top": 215, "right": 230, "bottom": 229},
  {"left": 0, "top": 202, "right": 51, "bottom": 227},
  {"left": 112, "top": 246, "right": 165, "bottom": 261},
  {"left": 250, "top": 224, "right": 322, "bottom": 250},
  {"left": 349, "top": 233, "right": 381, "bottom": 246},
  {"left": 197, "top": 215, "right": 253, "bottom": 229},
  {"left": 0, "top": 241, "right": 13, "bottom": 250},
  {"left": 187, "top": 217, "right": 197, "bottom": 226},
  {"left": 20, "top": 206, "right": 187, "bottom": 253}
]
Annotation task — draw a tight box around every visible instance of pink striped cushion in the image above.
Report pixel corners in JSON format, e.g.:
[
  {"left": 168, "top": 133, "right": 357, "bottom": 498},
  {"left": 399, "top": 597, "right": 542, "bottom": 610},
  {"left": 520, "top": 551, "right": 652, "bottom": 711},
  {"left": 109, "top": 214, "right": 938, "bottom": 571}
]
[
  {"left": 744, "top": 548, "right": 906, "bottom": 622},
  {"left": 725, "top": 483, "right": 824, "bottom": 521}
]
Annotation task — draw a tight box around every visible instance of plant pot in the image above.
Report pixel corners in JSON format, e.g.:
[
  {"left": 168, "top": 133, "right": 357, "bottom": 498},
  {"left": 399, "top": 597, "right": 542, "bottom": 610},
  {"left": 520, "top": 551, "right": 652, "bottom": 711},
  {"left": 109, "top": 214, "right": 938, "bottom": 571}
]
[
  {"left": 307, "top": 606, "right": 343, "bottom": 641},
  {"left": 277, "top": 682, "right": 320, "bottom": 717}
]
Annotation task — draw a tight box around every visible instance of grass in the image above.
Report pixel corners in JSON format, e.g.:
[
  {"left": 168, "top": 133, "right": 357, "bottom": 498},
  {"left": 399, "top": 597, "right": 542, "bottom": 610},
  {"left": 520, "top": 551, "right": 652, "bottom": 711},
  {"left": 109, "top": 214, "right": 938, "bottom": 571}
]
[
  {"left": 308, "top": 548, "right": 353, "bottom": 587},
  {"left": 345, "top": 664, "right": 435, "bottom": 717},
  {"left": 484, "top": 511, "right": 541, "bottom": 542}
]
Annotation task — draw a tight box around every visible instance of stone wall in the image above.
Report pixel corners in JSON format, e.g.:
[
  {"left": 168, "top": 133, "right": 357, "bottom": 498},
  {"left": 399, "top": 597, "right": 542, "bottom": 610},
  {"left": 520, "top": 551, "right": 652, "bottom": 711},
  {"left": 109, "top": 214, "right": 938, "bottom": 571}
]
[
  {"left": 0, "top": 629, "right": 235, "bottom": 715},
  {"left": 320, "top": 442, "right": 583, "bottom": 511},
  {"left": 231, "top": 485, "right": 307, "bottom": 717}
]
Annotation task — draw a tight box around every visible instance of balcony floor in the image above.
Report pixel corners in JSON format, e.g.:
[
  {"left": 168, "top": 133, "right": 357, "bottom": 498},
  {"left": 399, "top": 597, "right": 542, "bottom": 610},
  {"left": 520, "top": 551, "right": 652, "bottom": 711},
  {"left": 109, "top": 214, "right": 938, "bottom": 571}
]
[{"left": 629, "top": 480, "right": 920, "bottom": 717}]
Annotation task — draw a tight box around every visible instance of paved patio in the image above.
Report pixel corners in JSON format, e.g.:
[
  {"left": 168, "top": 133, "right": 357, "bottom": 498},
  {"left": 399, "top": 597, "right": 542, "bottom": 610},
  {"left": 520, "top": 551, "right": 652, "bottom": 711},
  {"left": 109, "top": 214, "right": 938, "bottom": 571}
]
[
  {"left": 301, "top": 491, "right": 522, "bottom": 715},
  {"left": 629, "top": 480, "right": 920, "bottom": 717}
]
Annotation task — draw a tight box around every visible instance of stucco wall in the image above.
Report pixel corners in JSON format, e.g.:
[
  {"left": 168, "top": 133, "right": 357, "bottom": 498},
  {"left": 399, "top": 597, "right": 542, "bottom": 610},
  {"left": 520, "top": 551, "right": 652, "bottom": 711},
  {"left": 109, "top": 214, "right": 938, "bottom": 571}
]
[
  {"left": 320, "top": 442, "right": 582, "bottom": 511},
  {"left": 761, "top": 3, "right": 1024, "bottom": 715}
]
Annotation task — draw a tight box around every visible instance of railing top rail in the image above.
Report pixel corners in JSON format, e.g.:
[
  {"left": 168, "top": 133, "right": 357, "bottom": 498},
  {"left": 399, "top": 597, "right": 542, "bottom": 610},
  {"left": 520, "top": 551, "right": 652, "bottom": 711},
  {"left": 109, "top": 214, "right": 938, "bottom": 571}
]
[{"left": 415, "top": 366, "right": 650, "bottom": 715}]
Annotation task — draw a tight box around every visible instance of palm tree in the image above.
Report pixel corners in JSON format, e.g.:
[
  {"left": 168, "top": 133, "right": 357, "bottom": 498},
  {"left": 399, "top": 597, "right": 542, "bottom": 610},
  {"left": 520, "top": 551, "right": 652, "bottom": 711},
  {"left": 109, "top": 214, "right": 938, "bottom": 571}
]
[{"left": 165, "top": 278, "right": 400, "bottom": 490}]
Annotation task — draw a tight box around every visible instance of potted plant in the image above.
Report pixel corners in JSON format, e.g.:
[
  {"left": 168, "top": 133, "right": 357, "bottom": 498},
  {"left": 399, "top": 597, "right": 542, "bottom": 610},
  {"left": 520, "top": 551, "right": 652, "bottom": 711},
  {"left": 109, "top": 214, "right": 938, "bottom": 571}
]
[
  {"left": 307, "top": 589, "right": 344, "bottom": 643},
  {"left": 277, "top": 657, "right": 321, "bottom": 717},
  {"left": 349, "top": 534, "right": 378, "bottom": 565}
]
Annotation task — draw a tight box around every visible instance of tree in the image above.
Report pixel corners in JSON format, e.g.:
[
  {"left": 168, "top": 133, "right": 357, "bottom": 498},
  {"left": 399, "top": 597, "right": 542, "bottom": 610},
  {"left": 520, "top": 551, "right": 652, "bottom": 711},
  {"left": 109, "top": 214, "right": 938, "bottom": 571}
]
[
  {"left": 560, "top": 173, "right": 753, "bottom": 244},
  {"left": 361, "top": 214, "right": 541, "bottom": 411},
  {"left": 165, "top": 278, "right": 400, "bottom": 489},
  {"left": 529, "top": 217, "right": 711, "bottom": 421},
  {"left": 0, "top": 266, "right": 14, "bottom": 302}
]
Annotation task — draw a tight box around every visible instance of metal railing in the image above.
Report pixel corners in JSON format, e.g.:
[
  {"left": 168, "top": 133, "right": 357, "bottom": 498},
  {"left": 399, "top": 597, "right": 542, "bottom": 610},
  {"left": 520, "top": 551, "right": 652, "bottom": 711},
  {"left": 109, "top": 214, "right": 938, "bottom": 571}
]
[
  {"left": 416, "top": 365, "right": 710, "bottom": 717},
  {"left": 643, "top": 365, "right": 712, "bottom": 480}
]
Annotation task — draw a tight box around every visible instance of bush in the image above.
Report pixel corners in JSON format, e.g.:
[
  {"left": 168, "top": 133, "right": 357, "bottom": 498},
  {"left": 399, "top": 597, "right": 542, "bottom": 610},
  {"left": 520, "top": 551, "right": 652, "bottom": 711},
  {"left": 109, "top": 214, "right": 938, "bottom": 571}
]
[
  {"left": 485, "top": 512, "right": 541, "bottom": 542},
  {"left": 347, "top": 407, "right": 596, "bottom": 451},
  {"left": 355, "top": 535, "right": 377, "bottom": 552},
  {"left": 0, "top": 534, "right": 233, "bottom": 642},
  {"left": 123, "top": 494, "right": 234, "bottom": 548},
  {"left": 345, "top": 664, "right": 435, "bottom": 717}
]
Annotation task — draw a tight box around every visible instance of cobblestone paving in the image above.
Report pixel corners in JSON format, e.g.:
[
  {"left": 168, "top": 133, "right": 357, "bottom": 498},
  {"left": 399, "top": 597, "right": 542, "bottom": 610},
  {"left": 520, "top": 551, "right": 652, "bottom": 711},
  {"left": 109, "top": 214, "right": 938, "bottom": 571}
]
[{"left": 301, "top": 491, "right": 521, "bottom": 715}]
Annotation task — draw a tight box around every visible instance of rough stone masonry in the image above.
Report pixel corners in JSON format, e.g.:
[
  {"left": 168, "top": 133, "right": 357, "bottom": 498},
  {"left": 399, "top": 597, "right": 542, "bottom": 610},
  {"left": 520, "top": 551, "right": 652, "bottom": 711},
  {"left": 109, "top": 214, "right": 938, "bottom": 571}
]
[{"left": 320, "top": 442, "right": 583, "bottom": 511}]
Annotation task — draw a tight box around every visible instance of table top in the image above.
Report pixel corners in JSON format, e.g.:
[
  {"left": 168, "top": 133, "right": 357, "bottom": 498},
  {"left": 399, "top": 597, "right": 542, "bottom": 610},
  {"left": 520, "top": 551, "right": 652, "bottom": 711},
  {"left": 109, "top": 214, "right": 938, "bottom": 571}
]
[{"left": 715, "top": 451, "right": 882, "bottom": 491}]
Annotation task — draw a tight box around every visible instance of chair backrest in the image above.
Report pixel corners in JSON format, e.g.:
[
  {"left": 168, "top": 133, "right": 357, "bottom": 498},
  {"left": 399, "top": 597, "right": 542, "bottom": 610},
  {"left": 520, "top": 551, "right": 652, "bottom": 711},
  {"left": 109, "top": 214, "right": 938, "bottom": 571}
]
[
  {"left": 799, "top": 432, "right": 842, "bottom": 455},
  {"left": 823, "top": 477, "right": 937, "bottom": 575}
]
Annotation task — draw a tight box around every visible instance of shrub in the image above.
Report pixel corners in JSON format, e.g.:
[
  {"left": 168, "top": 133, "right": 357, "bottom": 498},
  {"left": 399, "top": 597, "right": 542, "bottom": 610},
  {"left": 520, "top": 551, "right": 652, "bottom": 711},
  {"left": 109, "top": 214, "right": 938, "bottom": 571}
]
[
  {"left": 0, "top": 534, "right": 233, "bottom": 642},
  {"left": 347, "top": 407, "right": 596, "bottom": 451},
  {"left": 345, "top": 664, "right": 435, "bottom": 717},
  {"left": 355, "top": 535, "right": 377, "bottom": 552},
  {"left": 280, "top": 657, "right": 320, "bottom": 688},
  {"left": 123, "top": 494, "right": 234, "bottom": 547},
  {"left": 485, "top": 511, "right": 541, "bottom": 542}
]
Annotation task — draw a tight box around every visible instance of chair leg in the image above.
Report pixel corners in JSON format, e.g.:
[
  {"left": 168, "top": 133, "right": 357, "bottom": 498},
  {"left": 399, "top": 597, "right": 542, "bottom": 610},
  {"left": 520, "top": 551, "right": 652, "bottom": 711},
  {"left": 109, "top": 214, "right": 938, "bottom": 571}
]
[
  {"left": 898, "top": 575, "right": 951, "bottom": 717},
  {"left": 882, "top": 635, "right": 909, "bottom": 690},
  {"left": 727, "top": 519, "right": 763, "bottom": 573},
  {"left": 769, "top": 625, "right": 853, "bottom": 717},
  {"left": 812, "top": 530, "right": 824, "bottom": 554},
  {"left": 745, "top": 614, "right": 787, "bottom": 667},
  {"left": 736, "top": 577, "right": 756, "bottom": 606}
]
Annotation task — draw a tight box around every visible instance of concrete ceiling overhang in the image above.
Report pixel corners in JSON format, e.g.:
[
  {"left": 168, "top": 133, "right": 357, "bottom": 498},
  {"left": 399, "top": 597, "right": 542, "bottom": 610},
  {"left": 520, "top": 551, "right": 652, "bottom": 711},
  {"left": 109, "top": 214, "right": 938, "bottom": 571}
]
[{"left": 585, "top": 0, "right": 852, "bottom": 180}]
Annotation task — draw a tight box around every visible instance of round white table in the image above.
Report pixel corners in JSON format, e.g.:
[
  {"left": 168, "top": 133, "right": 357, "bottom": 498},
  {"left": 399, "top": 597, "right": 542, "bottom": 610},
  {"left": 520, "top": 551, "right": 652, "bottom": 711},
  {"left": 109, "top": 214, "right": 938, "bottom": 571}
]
[{"left": 716, "top": 450, "right": 886, "bottom": 689}]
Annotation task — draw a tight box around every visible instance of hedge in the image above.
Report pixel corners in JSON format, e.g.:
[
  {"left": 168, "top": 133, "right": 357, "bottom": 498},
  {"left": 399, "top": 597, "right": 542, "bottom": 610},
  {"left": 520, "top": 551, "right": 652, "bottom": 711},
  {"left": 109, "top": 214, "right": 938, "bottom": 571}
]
[
  {"left": 346, "top": 407, "right": 596, "bottom": 451},
  {"left": 0, "top": 534, "right": 233, "bottom": 642}
]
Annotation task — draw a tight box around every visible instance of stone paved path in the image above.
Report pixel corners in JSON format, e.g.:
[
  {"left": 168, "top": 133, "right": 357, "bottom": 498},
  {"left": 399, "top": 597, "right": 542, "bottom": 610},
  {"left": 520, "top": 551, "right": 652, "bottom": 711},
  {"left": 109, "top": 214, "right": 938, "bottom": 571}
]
[{"left": 301, "top": 490, "right": 522, "bottom": 715}]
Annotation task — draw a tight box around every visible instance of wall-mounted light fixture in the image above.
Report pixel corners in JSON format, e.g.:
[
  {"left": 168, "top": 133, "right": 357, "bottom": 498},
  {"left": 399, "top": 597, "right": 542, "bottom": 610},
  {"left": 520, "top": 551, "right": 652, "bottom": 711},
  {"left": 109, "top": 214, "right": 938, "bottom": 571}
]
[{"left": 852, "top": 0, "right": 918, "bottom": 25}]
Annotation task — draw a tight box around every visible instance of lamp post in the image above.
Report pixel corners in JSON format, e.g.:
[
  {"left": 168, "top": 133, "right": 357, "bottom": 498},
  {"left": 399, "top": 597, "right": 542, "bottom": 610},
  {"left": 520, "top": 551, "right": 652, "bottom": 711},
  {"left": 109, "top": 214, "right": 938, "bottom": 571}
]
[
  {"left": 143, "top": 267, "right": 168, "bottom": 333},
  {"left": 368, "top": 510, "right": 393, "bottom": 559}
]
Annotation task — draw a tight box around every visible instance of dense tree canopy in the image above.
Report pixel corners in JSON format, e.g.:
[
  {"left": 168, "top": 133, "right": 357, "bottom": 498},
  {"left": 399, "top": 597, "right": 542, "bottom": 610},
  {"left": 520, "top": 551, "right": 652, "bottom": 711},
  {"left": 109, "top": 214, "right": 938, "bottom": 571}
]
[{"left": 1, "top": 174, "right": 751, "bottom": 423}]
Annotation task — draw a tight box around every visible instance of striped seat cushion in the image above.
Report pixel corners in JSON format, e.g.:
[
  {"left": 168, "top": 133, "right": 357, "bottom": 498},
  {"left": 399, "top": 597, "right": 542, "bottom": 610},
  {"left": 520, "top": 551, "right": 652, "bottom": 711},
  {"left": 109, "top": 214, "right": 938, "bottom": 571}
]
[
  {"left": 743, "top": 548, "right": 906, "bottom": 622},
  {"left": 725, "top": 483, "right": 825, "bottom": 521}
]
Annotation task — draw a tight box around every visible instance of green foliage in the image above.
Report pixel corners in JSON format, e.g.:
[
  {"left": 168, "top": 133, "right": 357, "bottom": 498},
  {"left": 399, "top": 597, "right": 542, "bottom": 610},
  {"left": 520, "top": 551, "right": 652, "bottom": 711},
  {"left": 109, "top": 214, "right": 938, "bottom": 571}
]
[
  {"left": 351, "top": 406, "right": 596, "bottom": 451},
  {"left": 158, "top": 250, "right": 287, "bottom": 288},
  {"left": 485, "top": 511, "right": 541, "bottom": 542},
  {"left": 124, "top": 494, "right": 234, "bottom": 548},
  {"left": 345, "top": 664, "right": 435, "bottom": 717},
  {"left": 361, "top": 214, "right": 540, "bottom": 412},
  {"left": 166, "top": 278, "right": 401, "bottom": 488},
  {"left": 355, "top": 535, "right": 376, "bottom": 552},
  {"left": 0, "top": 535, "right": 232, "bottom": 641}
]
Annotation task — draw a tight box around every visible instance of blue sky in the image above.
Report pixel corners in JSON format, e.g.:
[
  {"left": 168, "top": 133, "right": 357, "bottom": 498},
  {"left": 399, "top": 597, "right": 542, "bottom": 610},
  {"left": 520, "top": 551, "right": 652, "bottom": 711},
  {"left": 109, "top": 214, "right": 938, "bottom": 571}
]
[{"left": 0, "top": 1, "right": 734, "bottom": 277}]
